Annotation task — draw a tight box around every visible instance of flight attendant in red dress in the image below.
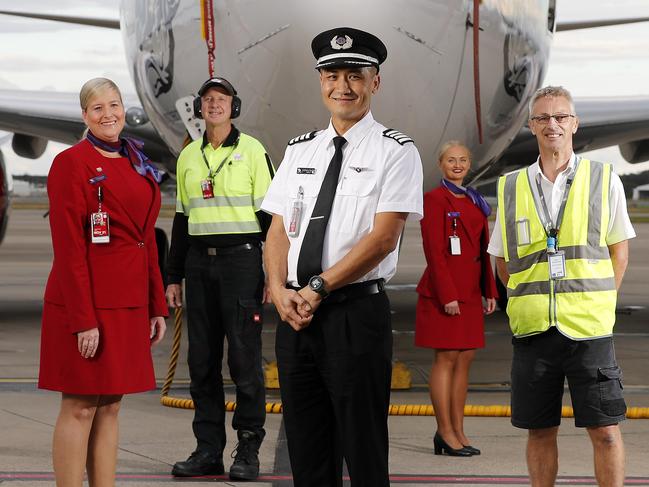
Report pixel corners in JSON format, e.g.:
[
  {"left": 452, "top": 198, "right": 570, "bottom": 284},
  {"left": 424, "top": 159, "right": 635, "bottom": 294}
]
[
  {"left": 38, "top": 78, "right": 167, "bottom": 487},
  {"left": 415, "top": 141, "right": 498, "bottom": 457}
]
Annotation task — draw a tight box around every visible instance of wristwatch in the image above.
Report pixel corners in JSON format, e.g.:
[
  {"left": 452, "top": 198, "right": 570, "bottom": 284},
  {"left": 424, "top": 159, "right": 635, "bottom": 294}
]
[{"left": 308, "top": 275, "right": 329, "bottom": 299}]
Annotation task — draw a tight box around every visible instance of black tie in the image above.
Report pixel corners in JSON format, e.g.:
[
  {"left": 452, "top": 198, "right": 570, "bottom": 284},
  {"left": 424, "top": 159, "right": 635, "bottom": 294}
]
[{"left": 296, "top": 136, "right": 347, "bottom": 287}]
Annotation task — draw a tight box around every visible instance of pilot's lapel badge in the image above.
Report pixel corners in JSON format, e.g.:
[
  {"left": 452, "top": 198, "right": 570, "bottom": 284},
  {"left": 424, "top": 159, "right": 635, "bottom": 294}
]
[{"left": 331, "top": 34, "right": 353, "bottom": 50}]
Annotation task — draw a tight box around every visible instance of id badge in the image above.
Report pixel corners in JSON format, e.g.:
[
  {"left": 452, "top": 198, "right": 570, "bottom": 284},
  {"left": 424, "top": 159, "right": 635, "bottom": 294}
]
[
  {"left": 201, "top": 179, "right": 214, "bottom": 199},
  {"left": 516, "top": 218, "right": 530, "bottom": 246},
  {"left": 91, "top": 212, "right": 110, "bottom": 244},
  {"left": 548, "top": 251, "right": 566, "bottom": 280},
  {"left": 449, "top": 235, "right": 461, "bottom": 255}
]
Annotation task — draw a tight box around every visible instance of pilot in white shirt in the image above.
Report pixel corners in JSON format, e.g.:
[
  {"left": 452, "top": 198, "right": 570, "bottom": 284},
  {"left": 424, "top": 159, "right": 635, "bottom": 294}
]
[
  {"left": 261, "top": 27, "right": 422, "bottom": 487},
  {"left": 262, "top": 110, "right": 423, "bottom": 286}
]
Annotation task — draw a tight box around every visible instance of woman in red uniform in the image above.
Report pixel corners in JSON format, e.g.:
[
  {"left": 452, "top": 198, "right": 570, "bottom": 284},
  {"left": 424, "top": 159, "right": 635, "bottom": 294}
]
[
  {"left": 38, "top": 78, "right": 167, "bottom": 486},
  {"left": 415, "top": 141, "right": 497, "bottom": 457}
]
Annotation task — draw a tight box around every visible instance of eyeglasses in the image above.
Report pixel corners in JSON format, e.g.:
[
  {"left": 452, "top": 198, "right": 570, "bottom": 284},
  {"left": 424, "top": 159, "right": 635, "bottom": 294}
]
[{"left": 530, "top": 114, "right": 576, "bottom": 125}]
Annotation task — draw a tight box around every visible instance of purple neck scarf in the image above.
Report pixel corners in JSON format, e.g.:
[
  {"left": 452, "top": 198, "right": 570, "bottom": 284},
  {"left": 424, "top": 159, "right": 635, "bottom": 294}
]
[
  {"left": 441, "top": 178, "right": 492, "bottom": 217},
  {"left": 86, "top": 131, "right": 163, "bottom": 183}
]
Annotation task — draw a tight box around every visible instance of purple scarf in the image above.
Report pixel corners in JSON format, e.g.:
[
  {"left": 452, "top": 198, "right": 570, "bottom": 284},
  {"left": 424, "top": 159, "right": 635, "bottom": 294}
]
[
  {"left": 86, "top": 131, "right": 163, "bottom": 183},
  {"left": 441, "top": 178, "right": 492, "bottom": 217}
]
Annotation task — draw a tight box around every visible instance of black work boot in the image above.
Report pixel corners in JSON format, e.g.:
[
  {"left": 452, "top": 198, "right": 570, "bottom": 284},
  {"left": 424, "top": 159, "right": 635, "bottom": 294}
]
[
  {"left": 229, "top": 430, "right": 261, "bottom": 480},
  {"left": 171, "top": 450, "right": 224, "bottom": 477}
]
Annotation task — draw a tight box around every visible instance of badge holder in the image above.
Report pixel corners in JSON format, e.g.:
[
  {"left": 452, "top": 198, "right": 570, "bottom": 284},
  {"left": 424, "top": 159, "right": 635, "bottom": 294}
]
[
  {"left": 547, "top": 228, "right": 565, "bottom": 279},
  {"left": 91, "top": 186, "right": 110, "bottom": 244},
  {"left": 288, "top": 186, "right": 304, "bottom": 238},
  {"left": 516, "top": 218, "right": 531, "bottom": 246},
  {"left": 549, "top": 251, "right": 566, "bottom": 279},
  {"left": 201, "top": 178, "right": 214, "bottom": 199},
  {"left": 448, "top": 211, "right": 461, "bottom": 255}
]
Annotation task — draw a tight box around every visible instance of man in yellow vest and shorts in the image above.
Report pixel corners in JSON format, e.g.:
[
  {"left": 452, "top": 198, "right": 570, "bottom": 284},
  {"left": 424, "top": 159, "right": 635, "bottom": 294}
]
[{"left": 489, "top": 86, "right": 635, "bottom": 487}]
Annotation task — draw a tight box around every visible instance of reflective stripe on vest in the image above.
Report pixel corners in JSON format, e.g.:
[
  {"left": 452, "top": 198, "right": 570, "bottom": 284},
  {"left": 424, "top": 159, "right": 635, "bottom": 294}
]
[{"left": 497, "top": 159, "right": 616, "bottom": 339}]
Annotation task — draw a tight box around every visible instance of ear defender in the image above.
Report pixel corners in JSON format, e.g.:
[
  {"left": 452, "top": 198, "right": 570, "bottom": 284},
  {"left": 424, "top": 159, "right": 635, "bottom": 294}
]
[
  {"left": 230, "top": 95, "right": 242, "bottom": 119},
  {"left": 192, "top": 94, "right": 242, "bottom": 119},
  {"left": 193, "top": 96, "right": 203, "bottom": 118}
]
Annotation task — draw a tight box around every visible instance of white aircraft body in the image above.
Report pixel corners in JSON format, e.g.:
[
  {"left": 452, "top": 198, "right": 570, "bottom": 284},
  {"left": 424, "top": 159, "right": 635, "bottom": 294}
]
[{"left": 1, "top": 0, "right": 649, "bottom": 246}]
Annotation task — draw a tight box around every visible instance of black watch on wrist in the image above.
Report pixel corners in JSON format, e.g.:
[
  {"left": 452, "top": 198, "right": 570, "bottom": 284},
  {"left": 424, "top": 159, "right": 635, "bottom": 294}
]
[{"left": 308, "top": 275, "right": 329, "bottom": 299}]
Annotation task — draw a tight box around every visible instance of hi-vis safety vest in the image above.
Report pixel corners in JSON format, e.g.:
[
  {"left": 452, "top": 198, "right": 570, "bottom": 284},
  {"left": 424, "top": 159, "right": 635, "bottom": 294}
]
[
  {"left": 176, "top": 133, "right": 272, "bottom": 235},
  {"left": 497, "top": 158, "right": 617, "bottom": 339}
]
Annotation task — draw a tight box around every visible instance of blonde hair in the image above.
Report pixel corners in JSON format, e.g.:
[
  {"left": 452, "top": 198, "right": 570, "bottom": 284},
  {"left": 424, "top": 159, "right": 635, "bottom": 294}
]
[
  {"left": 437, "top": 140, "right": 472, "bottom": 163},
  {"left": 528, "top": 85, "right": 575, "bottom": 118},
  {"left": 79, "top": 77, "right": 122, "bottom": 111}
]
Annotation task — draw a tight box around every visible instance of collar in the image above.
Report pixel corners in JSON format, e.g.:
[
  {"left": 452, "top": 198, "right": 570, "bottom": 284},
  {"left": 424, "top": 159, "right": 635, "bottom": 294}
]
[
  {"left": 201, "top": 124, "right": 240, "bottom": 150},
  {"left": 532, "top": 152, "right": 577, "bottom": 184},
  {"left": 323, "top": 111, "right": 374, "bottom": 150}
]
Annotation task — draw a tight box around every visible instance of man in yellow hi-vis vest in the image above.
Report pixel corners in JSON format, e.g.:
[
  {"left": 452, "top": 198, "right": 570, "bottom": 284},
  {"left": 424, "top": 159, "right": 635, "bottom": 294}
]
[
  {"left": 489, "top": 86, "right": 635, "bottom": 487},
  {"left": 165, "top": 77, "right": 274, "bottom": 481}
]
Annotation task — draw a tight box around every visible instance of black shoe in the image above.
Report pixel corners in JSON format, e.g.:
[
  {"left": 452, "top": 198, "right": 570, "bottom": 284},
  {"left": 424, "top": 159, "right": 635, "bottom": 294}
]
[
  {"left": 171, "top": 450, "right": 224, "bottom": 477},
  {"left": 433, "top": 432, "right": 473, "bottom": 457},
  {"left": 462, "top": 444, "right": 481, "bottom": 455},
  {"left": 229, "top": 430, "right": 261, "bottom": 480}
]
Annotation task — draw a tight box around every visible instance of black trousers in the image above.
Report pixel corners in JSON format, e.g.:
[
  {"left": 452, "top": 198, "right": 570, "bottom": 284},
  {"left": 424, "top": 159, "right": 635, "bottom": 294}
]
[
  {"left": 184, "top": 245, "right": 266, "bottom": 454},
  {"left": 276, "top": 291, "right": 392, "bottom": 487}
]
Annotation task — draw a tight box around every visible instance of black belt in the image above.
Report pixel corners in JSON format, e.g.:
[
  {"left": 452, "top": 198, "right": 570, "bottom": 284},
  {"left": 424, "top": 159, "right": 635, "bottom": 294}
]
[
  {"left": 289, "top": 278, "right": 385, "bottom": 304},
  {"left": 202, "top": 243, "right": 257, "bottom": 256}
]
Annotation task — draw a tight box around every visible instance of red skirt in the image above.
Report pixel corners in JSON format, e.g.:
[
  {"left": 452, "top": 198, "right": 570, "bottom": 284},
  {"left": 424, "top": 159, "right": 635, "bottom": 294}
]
[
  {"left": 39, "top": 302, "right": 156, "bottom": 395},
  {"left": 414, "top": 295, "right": 485, "bottom": 350}
]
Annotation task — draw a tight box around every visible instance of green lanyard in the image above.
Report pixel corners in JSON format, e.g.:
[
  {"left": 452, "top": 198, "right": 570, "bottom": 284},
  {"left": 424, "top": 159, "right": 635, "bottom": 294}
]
[{"left": 200, "top": 136, "right": 240, "bottom": 180}]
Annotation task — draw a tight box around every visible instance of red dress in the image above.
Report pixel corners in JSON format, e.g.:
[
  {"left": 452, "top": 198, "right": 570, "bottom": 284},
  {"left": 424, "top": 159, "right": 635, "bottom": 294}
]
[
  {"left": 415, "top": 186, "right": 497, "bottom": 349},
  {"left": 38, "top": 140, "right": 168, "bottom": 394}
]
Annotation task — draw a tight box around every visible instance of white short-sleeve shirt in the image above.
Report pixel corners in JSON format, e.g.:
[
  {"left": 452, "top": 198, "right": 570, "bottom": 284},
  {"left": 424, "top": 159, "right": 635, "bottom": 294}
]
[
  {"left": 261, "top": 111, "right": 423, "bottom": 286},
  {"left": 488, "top": 153, "right": 636, "bottom": 257}
]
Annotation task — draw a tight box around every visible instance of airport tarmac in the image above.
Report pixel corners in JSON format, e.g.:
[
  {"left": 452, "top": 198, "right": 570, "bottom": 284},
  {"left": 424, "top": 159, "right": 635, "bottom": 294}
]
[{"left": 2, "top": 207, "right": 649, "bottom": 486}]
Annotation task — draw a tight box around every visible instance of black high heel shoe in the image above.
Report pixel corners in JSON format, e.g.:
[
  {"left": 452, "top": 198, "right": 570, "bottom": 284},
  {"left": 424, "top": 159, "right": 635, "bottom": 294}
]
[
  {"left": 462, "top": 445, "right": 481, "bottom": 455},
  {"left": 433, "top": 433, "right": 473, "bottom": 457}
]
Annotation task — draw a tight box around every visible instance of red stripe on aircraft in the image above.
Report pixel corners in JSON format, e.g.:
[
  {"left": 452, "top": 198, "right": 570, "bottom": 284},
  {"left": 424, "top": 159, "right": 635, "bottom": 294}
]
[
  {"left": 472, "top": 0, "right": 483, "bottom": 144},
  {"left": 202, "top": 0, "right": 216, "bottom": 76}
]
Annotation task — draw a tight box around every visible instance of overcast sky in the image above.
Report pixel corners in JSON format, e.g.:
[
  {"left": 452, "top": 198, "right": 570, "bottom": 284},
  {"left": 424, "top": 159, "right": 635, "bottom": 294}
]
[{"left": 1, "top": 0, "right": 649, "bottom": 177}]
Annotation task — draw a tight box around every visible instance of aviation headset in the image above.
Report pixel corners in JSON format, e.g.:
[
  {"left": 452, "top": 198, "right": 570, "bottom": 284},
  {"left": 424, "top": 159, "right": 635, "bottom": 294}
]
[{"left": 193, "top": 77, "right": 242, "bottom": 119}]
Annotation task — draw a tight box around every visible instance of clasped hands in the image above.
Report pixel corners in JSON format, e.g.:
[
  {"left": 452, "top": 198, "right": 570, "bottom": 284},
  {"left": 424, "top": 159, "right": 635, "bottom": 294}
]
[{"left": 270, "top": 285, "right": 322, "bottom": 331}]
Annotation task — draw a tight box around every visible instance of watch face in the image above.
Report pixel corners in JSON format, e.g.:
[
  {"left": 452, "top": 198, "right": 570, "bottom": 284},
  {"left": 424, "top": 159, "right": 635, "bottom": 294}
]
[{"left": 310, "top": 276, "right": 323, "bottom": 289}]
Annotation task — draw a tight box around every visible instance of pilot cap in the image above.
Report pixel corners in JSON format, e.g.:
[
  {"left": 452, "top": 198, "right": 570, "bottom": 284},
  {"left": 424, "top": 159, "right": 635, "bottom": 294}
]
[
  {"left": 197, "top": 77, "right": 237, "bottom": 97},
  {"left": 311, "top": 27, "right": 387, "bottom": 71}
]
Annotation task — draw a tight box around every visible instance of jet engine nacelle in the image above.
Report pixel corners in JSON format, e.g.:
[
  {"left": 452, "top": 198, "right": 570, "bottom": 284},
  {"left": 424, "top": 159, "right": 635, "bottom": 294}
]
[
  {"left": 0, "top": 150, "right": 10, "bottom": 245},
  {"left": 620, "top": 140, "right": 649, "bottom": 164},
  {"left": 12, "top": 133, "right": 48, "bottom": 159}
]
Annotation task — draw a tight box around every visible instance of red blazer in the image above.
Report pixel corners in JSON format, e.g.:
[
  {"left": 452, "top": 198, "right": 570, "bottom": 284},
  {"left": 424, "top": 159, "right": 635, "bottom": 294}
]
[
  {"left": 44, "top": 140, "right": 168, "bottom": 334},
  {"left": 416, "top": 186, "right": 497, "bottom": 306}
]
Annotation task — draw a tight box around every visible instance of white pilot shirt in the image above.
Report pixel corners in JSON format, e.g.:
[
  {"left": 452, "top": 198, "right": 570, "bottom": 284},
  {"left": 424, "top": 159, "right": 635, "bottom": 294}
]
[
  {"left": 261, "top": 111, "right": 424, "bottom": 286},
  {"left": 488, "top": 153, "right": 636, "bottom": 257}
]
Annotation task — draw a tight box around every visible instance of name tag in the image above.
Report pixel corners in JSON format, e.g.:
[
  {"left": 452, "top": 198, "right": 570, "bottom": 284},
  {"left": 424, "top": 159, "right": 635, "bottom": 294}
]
[
  {"left": 548, "top": 251, "right": 566, "bottom": 279},
  {"left": 297, "top": 167, "right": 316, "bottom": 175}
]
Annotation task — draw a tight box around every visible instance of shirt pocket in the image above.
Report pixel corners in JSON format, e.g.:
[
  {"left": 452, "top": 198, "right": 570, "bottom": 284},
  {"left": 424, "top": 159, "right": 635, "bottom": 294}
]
[
  {"left": 335, "top": 172, "right": 377, "bottom": 234},
  {"left": 222, "top": 159, "right": 251, "bottom": 195}
]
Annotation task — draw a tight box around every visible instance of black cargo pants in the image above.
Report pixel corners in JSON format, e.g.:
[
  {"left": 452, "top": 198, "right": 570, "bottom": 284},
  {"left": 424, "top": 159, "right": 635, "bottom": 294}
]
[{"left": 184, "top": 244, "right": 266, "bottom": 455}]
